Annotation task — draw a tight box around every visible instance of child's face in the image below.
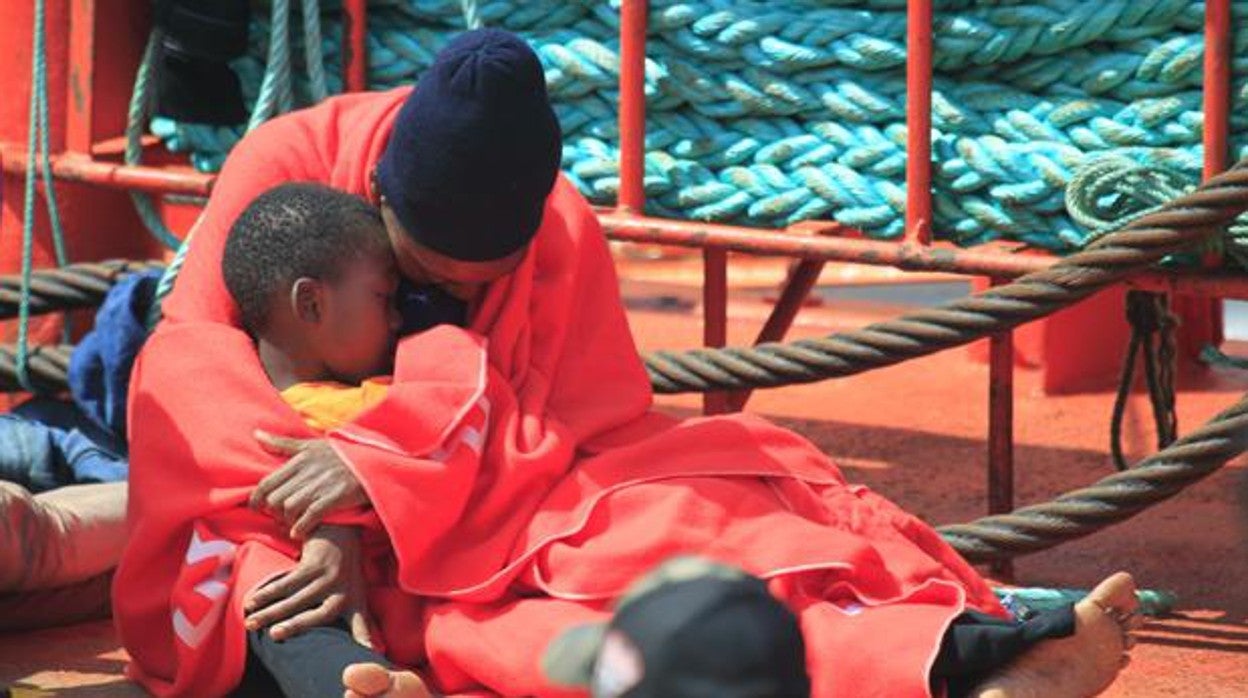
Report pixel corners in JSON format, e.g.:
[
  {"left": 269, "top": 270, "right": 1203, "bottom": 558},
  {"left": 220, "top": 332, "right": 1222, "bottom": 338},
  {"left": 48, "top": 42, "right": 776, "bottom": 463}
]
[{"left": 313, "top": 248, "right": 402, "bottom": 384}]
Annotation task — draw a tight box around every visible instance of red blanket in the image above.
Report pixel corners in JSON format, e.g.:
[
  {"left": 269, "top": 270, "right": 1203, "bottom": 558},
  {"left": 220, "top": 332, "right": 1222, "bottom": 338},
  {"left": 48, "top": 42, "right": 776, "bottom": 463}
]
[{"left": 114, "top": 89, "right": 1004, "bottom": 698}]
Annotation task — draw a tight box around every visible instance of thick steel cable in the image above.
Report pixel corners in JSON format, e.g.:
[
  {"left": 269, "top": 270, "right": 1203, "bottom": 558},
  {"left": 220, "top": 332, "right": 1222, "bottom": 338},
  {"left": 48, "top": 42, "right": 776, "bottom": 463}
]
[
  {"left": 642, "top": 161, "right": 1248, "bottom": 393},
  {"left": 0, "top": 343, "right": 72, "bottom": 393},
  {"left": 0, "top": 260, "right": 164, "bottom": 320},
  {"left": 938, "top": 394, "right": 1248, "bottom": 562}
]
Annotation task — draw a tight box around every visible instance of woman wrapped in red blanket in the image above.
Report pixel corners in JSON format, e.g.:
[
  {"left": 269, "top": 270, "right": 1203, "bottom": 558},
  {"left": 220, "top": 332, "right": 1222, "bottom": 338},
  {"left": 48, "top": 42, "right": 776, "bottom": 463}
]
[{"left": 114, "top": 29, "right": 1140, "bottom": 698}]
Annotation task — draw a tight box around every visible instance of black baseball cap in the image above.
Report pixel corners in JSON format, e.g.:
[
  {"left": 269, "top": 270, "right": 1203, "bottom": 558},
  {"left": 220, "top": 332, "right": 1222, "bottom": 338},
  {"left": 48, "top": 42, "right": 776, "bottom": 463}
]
[{"left": 543, "top": 558, "right": 811, "bottom": 698}]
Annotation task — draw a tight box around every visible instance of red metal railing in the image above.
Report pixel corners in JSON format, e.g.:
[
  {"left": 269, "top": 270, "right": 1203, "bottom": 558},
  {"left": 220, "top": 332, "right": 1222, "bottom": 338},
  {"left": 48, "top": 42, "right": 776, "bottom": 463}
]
[{"left": 0, "top": 1, "right": 1239, "bottom": 574}]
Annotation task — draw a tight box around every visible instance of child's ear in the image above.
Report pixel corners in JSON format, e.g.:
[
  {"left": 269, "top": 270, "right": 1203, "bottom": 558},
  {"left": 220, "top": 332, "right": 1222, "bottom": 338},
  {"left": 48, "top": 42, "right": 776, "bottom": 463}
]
[{"left": 291, "top": 277, "right": 324, "bottom": 324}]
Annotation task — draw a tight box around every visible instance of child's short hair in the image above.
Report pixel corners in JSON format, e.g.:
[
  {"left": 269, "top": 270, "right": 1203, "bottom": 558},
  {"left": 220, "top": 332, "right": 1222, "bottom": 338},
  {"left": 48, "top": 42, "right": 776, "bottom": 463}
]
[{"left": 223, "top": 182, "right": 388, "bottom": 335}]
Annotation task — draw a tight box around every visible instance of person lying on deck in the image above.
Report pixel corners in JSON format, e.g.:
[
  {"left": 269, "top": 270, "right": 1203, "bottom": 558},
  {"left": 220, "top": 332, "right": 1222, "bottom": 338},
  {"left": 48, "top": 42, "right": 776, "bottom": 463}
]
[{"left": 114, "top": 28, "right": 1143, "bottom": 698}]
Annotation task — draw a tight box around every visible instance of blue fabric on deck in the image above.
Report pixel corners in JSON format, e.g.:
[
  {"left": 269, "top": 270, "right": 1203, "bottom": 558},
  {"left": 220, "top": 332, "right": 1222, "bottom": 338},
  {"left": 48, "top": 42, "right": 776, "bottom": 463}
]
[
  {"left": 68, "top": 269, "right": 164, "bottom": 437},
  {"left": 0, "top": 269, "right": 160, "bottom": 491},
  {"left": 0, "top": 398, "right": 127, "bottom": 492}
]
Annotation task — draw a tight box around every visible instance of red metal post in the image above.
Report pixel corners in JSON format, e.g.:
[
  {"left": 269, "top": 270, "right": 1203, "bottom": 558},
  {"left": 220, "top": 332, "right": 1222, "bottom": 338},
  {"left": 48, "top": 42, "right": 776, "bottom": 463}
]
[
  {"left": 343, "top": 0, "right": 368, "bottom": 93},
  {"left": 1203, "top": 0, "right": 1231, "bottom": 182},
  {"left": 703, "top": 248, "right": 730, "bottom": 414},
  {"left": 1186, "top": 0, "right": 1231, "bottom": 338},
  {"left": 66, "top": 0, "right": 149, "bottom": 153},
  {"left": 987, "top": 277, "right": 1015, "bottom": 580},
  {"left": 618, "top": 0, "right": 648, "bottom": 214},
  {"left": 905, "top": 0, "right": 934, "bottom": 245},
  {"left": 66, "top": 0, "right": 98, "bottom": 154}
]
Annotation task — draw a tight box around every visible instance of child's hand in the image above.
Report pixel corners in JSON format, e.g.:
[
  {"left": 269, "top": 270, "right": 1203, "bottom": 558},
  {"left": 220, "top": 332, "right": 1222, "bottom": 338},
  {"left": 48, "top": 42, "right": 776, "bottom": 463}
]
[
  {"left": 251, "top": 430, "right": 370, "bottom": 539},
  {"left": 242, "top": 524, "right": 375, "bottom": 648}
]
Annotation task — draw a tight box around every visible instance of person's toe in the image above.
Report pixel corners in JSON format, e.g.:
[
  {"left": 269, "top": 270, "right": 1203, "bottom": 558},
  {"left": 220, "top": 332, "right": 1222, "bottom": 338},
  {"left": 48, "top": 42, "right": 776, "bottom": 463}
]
[
  {"left": 343, "top": 662, "right": 392, "bottom": 697},
  {"left": 390, "top": 671, "right": 432, "bottom": 698}
]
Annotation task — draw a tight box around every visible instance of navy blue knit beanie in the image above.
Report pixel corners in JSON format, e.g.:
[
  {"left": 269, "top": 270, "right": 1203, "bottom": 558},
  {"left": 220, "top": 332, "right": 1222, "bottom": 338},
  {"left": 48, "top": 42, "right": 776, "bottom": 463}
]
[{"left": 376, "top": 29, "right": 562, "bottom": 262}]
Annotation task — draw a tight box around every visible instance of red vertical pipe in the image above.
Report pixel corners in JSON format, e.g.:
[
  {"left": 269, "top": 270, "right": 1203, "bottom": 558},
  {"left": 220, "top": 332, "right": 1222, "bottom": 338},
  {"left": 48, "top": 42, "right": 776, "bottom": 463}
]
[
  {"left": 1202, "top": 0, "right": 1230, "bottom": 269},
  {"left": 1203, "top": 0, "right": 1231, "bottom": 182},
  {"left": 1168, "top": 0, "right": 1229, "bottom": 359},
  {"left": 342, "top": 0, "right": 368, "bottom": 93},
  {"left": 618, "top": 0, "right": 648, "bottom": 213},
  {"left": 905, "top": 0, "right": 934, "bottom": 245},
  {"left": 988, "top": 277, "right": 1015, "bottom": 580},
  {"left": 66, "top": 0, "right": 98, "bottom": 154},
  {"left": 703, "top": 248, "right": 730, "bottom": 415}
]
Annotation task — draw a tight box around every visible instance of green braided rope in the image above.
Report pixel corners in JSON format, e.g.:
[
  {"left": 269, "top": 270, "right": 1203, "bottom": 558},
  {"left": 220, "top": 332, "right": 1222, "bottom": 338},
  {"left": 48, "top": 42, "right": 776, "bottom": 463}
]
[
  {"left": 250, "top": 0, "right": 295, "bottom": 130},
  {"left": 1065, "top": 153, "right": 1248, "bottom": 266},
  {"left": 147, "top": 233, "right": 193, "bottom": 330},
  {"left": 1201, "top": 345, "right": 1248, "bottom": 371},
  {"left": 18, "top": 0, "right": 73, "bottom": 391},
  {"left": 460, "top": 0, "right": 483, "bottom": 30},
  {"left": 301, "top": 0, "right": 329, "bottom": 103},
  {"left": 125, "top": 31, "right": 182, "bottom": 250},
  {"left": 128, "top": 0, "right": 308, "bottom": 250}
]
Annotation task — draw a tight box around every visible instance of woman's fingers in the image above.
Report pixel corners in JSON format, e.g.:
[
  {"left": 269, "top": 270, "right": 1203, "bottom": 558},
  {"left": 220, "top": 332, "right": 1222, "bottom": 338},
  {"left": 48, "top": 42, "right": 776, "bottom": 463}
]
[
  {"left": 348, "top": 608, "right": 375, "bottom": 650},
  {"left": 251, "top": 457, "right": 302, "bottom": 510},
  {"left": 244, "top": 565, "right": 317, "bottom": 614},
  {"left": 290, "top": 495, "right": 336, "bottom": 540},
  {"left": 255, "top": 430, "right": 310, "bottom": 456},
  {"left": 262, "top": 465, "right": 318, "bottom": 522},
  {"left": 245, "top": 575, "right": 331, "bottom": 633},
  {"left": 268, "top": 592, "right": 347, "bottom": 641},
  {"left": 254, "top": 451, "right": 315, "bottom": 512}
]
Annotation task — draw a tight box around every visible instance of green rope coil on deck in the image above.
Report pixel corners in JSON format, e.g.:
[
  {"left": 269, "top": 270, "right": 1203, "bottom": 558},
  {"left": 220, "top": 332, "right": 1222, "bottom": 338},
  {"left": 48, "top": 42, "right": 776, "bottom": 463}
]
[{"left": 1066, "top": 153, "right": 1248, "bottom": 266}]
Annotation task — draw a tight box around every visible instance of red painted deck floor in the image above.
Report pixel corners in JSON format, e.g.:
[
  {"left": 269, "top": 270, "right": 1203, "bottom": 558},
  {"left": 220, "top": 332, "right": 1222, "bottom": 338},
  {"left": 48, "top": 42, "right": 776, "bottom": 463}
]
[{"left": 3, "top": 257, "right": 1246, "bottom": 696}]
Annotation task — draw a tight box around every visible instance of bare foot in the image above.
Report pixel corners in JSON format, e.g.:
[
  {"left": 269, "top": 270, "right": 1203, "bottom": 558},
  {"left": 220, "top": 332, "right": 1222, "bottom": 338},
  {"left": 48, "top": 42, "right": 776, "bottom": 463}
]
[
  {"left": 973, "top": 572, "right": 1144, "bottom": 698},
  {"left": 342, "top": 662, "right": 433, "bottom": 698}
]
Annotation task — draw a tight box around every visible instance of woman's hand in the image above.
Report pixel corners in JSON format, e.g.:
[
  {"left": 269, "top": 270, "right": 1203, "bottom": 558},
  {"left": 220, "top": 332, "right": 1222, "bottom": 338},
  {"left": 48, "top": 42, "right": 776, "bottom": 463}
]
[
  {"left": 251, "top": 430, "right": 369, "bottom": 539},
  {"left": 242, "top": 524, "right": 374, "bottom": 647}
]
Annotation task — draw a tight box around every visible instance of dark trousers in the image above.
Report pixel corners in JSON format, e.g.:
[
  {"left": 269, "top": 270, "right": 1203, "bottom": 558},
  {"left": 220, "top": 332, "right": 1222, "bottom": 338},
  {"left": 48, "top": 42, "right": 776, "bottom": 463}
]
[
  {"left": 934, "top": 606, "right": 1076, "bottom": 698},
  {"left": 239, "top": 623, "right": 394, "bottom": 698}
]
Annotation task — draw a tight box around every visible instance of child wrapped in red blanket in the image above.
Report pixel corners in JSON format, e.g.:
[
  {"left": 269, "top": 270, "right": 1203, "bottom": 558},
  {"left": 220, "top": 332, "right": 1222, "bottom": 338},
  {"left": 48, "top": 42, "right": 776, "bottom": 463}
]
[
  {"left": 219, "top": 182, "right": 433, "bottom": 697},
  {"left": 114, "top": 29, "right": 1140, "bottom": 698}
]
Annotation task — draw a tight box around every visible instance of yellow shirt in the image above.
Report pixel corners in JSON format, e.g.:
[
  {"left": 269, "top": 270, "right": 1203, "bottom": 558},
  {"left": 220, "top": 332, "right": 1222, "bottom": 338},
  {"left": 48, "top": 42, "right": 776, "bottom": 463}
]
[{"left": 280, "top": 377, "right": 392, "bottom": 432}]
